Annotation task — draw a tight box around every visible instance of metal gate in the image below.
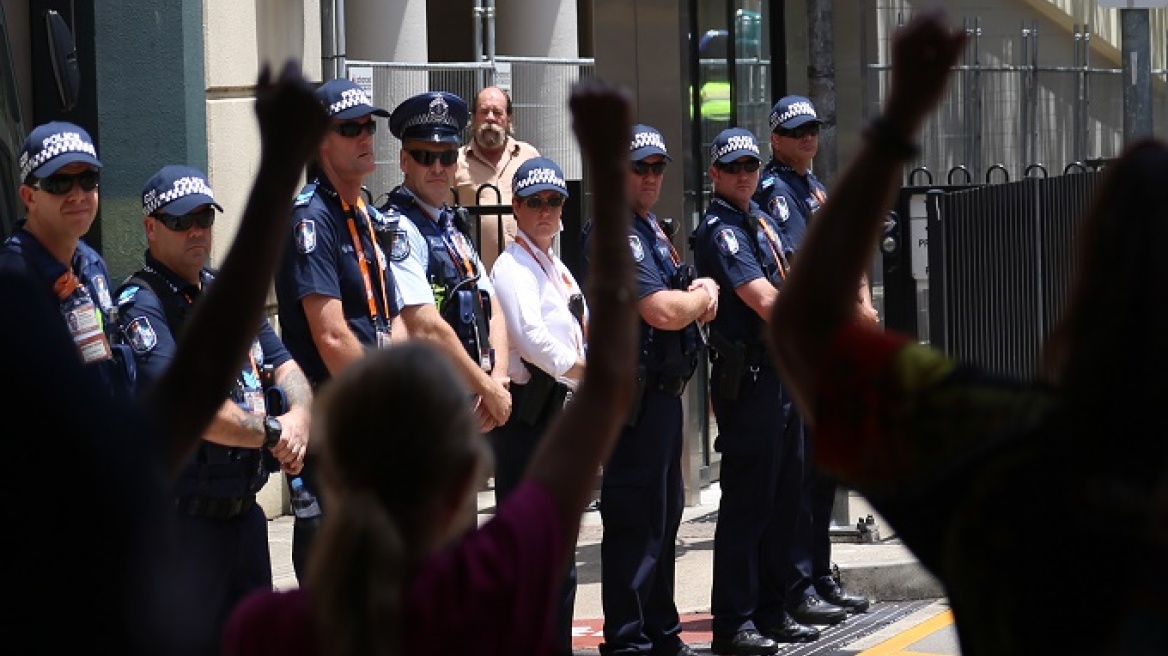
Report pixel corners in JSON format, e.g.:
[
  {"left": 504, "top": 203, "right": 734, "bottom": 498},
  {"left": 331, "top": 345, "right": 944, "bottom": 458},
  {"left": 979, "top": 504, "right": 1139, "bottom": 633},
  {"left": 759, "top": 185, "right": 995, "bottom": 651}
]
[{"left": 881, "top": 164, "right": 1102, "bottom": 378}]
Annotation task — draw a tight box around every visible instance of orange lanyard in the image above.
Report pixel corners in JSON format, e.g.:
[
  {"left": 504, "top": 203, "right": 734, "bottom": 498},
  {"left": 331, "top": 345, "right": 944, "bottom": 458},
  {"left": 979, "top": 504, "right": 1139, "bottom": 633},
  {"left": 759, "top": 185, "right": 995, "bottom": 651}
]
[
  {"left": 754, "top": 215, "right": 790, "bottom": 280},
  {"left": 516, "top": 233, "right": 585, "bottom": 355},
  {"left": 437, "top": 213, "right": 477, "bottom": 279},
  {"left": 643, "top": 215, "right": 682, "bottom": 267},
  {"left": 53, "top": 270, "right": 81, "bottom": 300},
  {"left": 341, "top": 197, "right": 391, "bottom": 325}
]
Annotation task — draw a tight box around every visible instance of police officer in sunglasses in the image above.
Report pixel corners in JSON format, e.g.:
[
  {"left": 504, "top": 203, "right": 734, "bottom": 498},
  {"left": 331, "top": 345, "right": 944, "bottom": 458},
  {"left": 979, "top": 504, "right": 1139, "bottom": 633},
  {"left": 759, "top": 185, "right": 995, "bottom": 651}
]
[
  {"left": 380, "top": 91, "right": 513, "bottom": 435},
  {"left": 691, "top": 127, "right": 818, "bottom": 654},
  {"left": 274, "top": 78, "right": 407, "bottom": 581},
  {"left": 584, "top": 124, "right": 717, "bottom": 656},
  {"left": 754, "top": 96, "right": 874, "bottom": 628},
  {"left": 114, "top": 165, "right": 314, "bottom": 656},
  {"left": 0, "top": 120, "right": 135, "bottom": 402}
]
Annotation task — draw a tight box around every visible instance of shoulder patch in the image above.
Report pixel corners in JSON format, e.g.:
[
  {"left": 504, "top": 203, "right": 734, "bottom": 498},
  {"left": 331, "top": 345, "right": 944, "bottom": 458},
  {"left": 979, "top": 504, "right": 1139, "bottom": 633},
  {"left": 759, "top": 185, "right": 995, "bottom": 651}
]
[
  {"left": 715, "top": 228, "right": 740, "bottom": 256},
  {"left": 295, "top": 219, "right": 317, "bottom": 254},
  {"left": 770, "top": 196, "right": 790, "bottom": 222},
  {"left": 389, "top": 230, "right": 410, "bottom": 262},
  {"left": 294, "top": 184, "right": 317, "bottom": 207},
  {"left": 124, "top": 316, "right": 158, "bottom": 354},
  {"left": 628, "top": 235, "right": 645, "bottom": 263},
  {"left": 760, "top": 176, "right": 775, "bottom": 190}
]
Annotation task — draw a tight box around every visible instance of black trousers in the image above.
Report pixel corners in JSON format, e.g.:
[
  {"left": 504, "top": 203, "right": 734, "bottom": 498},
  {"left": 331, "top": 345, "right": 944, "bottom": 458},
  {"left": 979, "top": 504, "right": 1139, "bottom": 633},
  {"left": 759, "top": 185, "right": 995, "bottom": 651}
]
[{"left": 490, "top": 393, "right": 577, "bottom": 656}]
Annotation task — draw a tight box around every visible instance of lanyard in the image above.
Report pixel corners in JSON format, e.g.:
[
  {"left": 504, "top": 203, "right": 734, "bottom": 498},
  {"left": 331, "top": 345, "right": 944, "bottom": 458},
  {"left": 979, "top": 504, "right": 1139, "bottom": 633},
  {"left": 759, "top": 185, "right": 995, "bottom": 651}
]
[
  {"left": 437, "top": 212, "right": 478, "bottom": 279},
  {"left": 341, "top": 197, "right": 391, "bottom": 326},
  {"left": 754, "top": 215, "right": 791, "bottom": 281},
  {"left": 516, "top": 232, "right": 585, "bottom": 354},
  {"left": 53, "top": 270, "right": 81, "bottom": 301},
  {"left": 643, "top": 215, "right": 682, "bottom": 267}
]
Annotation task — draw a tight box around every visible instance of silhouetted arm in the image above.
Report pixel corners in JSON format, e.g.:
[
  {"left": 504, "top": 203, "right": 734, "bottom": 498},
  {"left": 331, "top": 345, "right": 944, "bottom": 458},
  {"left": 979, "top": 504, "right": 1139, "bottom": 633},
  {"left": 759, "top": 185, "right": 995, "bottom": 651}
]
[
  {"left": 148, "top": 61, "right": 330, "bottom": 474},
  {"left": 769, "top": 10, "right": 967, "bottom": 423},
  {"left": 525, "top": 79, "right": 638, "bottom": 552}
]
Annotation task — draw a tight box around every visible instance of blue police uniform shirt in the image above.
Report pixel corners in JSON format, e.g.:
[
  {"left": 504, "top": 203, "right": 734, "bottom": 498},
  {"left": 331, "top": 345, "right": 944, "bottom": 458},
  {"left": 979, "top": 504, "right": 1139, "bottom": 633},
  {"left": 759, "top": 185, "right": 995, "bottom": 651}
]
[
  {"left": 691, "top": 195, "right": 787, "bottom": 347},
  {"left": 753, "top": 158, "right": 828, "bottom": 251},
  {"left": 584, "top": 211, "right": 701, "bottom": 379},
  {"left": 0, "top": 221, "right": 133, "bottom": 400},
  {"left": 274, "top": 175, "right": 403, "bottom": 385},
  {"left": 115, "top": 254, "right": 289, "bottom": 498},
  {"left": 382, "top": 185, "right": 496, "bottom": 303}
]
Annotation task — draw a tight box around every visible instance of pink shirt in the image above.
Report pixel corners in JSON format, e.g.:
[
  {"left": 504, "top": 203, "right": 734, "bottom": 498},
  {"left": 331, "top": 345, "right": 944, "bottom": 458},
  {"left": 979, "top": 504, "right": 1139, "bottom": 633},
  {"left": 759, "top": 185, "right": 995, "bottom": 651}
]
[{"left": 222, "top": 479, "right": 565, "bottom": 656}]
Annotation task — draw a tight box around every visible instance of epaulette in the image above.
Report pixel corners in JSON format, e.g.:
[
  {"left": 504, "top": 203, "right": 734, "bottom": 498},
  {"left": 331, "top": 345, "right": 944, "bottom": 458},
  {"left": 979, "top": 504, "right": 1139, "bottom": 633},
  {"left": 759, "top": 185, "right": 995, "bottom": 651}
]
[
  {"left": 115, "top": 285, "right": 141, "bottom": 306},
  {"left": 368, "top": 205, "right": 400, "bottom": 234},
  {"left": 759, "top": 175, "right": 776, "bottom": 190},
  {"left": 293, "top": 183, "right": 318, "bottom": 207}
]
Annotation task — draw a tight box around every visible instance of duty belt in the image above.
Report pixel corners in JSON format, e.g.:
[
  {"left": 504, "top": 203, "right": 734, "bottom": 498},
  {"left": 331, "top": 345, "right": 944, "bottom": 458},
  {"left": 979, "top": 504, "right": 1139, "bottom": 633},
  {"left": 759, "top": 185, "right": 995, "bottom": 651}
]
[{"left": 175, "top": 495, "right": 256, "bottom": 520}]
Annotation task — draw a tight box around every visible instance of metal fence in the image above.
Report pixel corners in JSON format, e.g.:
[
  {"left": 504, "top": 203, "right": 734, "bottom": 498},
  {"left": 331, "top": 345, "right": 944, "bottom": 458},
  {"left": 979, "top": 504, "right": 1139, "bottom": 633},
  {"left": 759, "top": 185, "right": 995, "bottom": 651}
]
[
  {"left": 345, "top": 56, "right": 595, "bottom": 206},
  {"left": 861, "top": 4, "right": 1168, "bottom": 179},
  {"left": 882, "top": 167, "right": 1102, "bottom": 378}
]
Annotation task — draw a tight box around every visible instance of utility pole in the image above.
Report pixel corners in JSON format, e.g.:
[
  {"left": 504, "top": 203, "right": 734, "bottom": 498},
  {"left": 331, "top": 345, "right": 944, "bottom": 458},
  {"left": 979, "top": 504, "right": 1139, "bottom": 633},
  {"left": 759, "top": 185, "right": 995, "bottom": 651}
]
[
  {"left": 807, "top": 0, "right": 837, "bottom": 184},
  {"left": 1100, "top": 0, "right": 1167, "bottom": 143}
]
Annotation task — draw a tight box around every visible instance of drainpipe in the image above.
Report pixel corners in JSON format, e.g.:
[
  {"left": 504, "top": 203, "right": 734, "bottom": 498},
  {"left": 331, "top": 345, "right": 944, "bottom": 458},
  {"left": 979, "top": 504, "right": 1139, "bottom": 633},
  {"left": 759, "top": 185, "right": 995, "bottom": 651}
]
[
  {"left": 485, "top": 0, "right": 496, "bottom": 62},
  {"left": 321, "top": 0, "right": 347, "bottom": 81},
  {"left": 336, "top": 0, "right": 347, "bottom": 79}
]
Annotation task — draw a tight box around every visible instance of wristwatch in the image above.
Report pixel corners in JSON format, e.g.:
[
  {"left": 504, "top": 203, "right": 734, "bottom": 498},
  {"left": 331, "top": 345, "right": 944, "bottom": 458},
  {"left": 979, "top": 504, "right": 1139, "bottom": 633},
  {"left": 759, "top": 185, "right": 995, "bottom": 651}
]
[{"left": 262, "top": 416, "right": 282, "bottom": 448}]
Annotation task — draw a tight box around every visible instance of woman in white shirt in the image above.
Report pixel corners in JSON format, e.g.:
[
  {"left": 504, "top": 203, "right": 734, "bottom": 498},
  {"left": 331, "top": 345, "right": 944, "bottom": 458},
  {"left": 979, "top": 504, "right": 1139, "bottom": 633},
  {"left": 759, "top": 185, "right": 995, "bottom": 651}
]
[{"left": 489, "top": 156, "right": 586, "bottom": 656}]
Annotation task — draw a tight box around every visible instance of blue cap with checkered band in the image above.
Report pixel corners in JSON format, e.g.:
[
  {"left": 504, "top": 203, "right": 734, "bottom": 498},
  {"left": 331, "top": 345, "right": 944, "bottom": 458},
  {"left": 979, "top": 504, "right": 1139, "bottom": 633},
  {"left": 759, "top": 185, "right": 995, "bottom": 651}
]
[
  {"left": 710, "top": 127, "right": 761, "bottom": 164},
  {"left": 769, "top": 95, "right": 822, "bottom": 132},
  {"left": 512, "top": 157, "right": 569, "bottom": 198},
  {"left": 141, "top": 165, "right": 224, "bottom": 217},
  {"left": 314, "top": 78, "right": 390, "bottom": 120},
  {"left": 629, "top": 124, "right": 672, "bottom": 162},
  {"left": 19, "top": 121, "right": 102, "bottom": 182},
  {"left": 389, "top": 91, "right": 468, "bottom": 144}
]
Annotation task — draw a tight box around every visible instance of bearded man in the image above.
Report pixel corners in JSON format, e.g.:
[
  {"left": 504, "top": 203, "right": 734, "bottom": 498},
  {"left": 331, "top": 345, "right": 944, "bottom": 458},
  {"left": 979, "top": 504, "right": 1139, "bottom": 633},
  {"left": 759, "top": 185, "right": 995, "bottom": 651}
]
[{"left": 454, "top": 86, "right": 541, "bottom": 272}]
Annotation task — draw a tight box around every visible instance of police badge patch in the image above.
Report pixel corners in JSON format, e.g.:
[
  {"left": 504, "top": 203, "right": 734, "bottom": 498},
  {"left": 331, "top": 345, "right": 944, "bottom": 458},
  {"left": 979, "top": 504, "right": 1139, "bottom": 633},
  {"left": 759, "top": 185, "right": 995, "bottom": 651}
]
[
  {"left": 389, "top": 230, "right": 410, "bottom": 262},
  {"left": 715, "top": 228, "right": 740, "bottom": 256},
  {"left": 629, "top": 235, "right": 645, "bottom": 262},
  {"left": 295, "top": 219, "right": 317, "bottom": 254},
  {"left": 771, "top": 196, "right": 790, "bottom": 222},
  {"left": 124, "top": 316, "right": 157, "bottom": 353}
]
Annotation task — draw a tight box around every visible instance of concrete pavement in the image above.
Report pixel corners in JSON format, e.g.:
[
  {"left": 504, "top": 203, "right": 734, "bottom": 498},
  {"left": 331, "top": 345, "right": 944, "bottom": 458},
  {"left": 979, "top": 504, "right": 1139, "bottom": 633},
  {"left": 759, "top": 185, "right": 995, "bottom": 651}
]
[{"left": 266, "top": 482, "right": 948, "bottom": 652}]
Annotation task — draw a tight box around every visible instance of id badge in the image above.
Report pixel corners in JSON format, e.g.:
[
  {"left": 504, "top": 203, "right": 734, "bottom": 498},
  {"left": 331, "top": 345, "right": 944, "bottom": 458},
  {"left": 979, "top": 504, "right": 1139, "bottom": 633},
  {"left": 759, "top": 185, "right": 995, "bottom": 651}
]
[
  {"left": 376, "top": 327, "right": 391, "bottom": 349},
  {"left": 63, "top": 297, "right": 112, "bottom": 364},
  {"left": 245, "top": 390, "right": 267, "bottom": 416}
]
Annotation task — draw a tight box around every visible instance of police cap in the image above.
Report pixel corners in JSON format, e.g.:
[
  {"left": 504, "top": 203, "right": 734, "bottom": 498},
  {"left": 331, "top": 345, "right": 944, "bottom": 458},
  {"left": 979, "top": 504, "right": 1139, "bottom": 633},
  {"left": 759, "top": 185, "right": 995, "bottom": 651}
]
[
  {"left": 141, "top": 165, "right": 224, "bottom": 217},
  {"left": 19, "top": 121, "right": 102, "bottom": 182},
  {"left": 512, "top": 157, "right": 569, "bottom": 198},
  {"left": 710, "top": 127, "right": 761, "bottom": 164},
  {"left": 630, "top": 124, "right": 672, "bottom": 162},
  {"left": 314, "top": 78, "right": 390, "bottom": 120},
  {"left": 769, "top": 95, "right": 822, "bottom": 132},
  {"left": 389, "top": 91, "right": 468, "bottom": 144}
]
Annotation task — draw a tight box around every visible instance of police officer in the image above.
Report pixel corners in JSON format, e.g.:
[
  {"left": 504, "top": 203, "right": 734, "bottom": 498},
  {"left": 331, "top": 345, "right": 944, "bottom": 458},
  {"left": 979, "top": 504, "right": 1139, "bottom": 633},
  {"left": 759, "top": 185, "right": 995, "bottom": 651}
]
[
  {"left": 115, "top": 165, "right": 313, "bottom": 656},
  {"left": 586, "top": 124, "right": 716, "bottom": 656},
  {"left": 0, "top": 121, "right": 134, "bottom": 400},
  {"left": 754, "top": 96, "right": 873, "bottom": 622},
  {"left": 382, "top": 91, "right": 512, "bottom": 432},
  {"left": 691, "top": 127, "right": 818, "bottom": 655},
  {"left": 274, "top": 78, "right": 408, "bottom": 579}
]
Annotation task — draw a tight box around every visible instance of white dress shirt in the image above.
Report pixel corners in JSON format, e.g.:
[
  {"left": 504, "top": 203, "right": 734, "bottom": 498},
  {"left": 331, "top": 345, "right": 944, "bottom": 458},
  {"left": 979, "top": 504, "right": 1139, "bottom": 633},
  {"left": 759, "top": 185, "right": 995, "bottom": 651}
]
[{"left": 490, "top": 230, "right": 587, "bottom": 389}]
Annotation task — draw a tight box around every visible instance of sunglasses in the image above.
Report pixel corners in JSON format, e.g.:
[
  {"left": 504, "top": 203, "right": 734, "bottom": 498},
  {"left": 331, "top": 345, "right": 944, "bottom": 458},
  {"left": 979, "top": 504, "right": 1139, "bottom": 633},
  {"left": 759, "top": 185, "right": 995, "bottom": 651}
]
[
  {"left": 154, "top": 207, "right": 217, "bottom": 231},
  {"left": 31, "top": 170, "right": 100, "bottom": 195},
  {"left": 522, "top": 195, "right": 565, "bottom": 210},
  {"left": 333, "top": 120, "right": 377, "bottom": 138},
  {"left": 716, "top": 160, "right": 761, "bottom": 174},
  {"left": 406, "top": 149, "right": 459, "bottom": 167},
  {"left": 778, "top": 124, "right": 820, "bottom": 139},
  {"left": 631, "top": 161, "right": 667, "bottom": 176}
]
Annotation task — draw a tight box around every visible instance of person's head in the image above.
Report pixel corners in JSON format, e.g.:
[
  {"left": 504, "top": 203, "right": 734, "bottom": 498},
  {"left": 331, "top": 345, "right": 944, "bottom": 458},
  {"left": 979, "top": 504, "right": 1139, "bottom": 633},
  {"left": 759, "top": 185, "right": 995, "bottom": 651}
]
[
  {"left": 626, "top": 124, "right": 671, "bottom": 217},
  {"left": 390, "top": 91, "right": 468, "bottom": 207},
  {"left": 511, "top": 157, "right": 569, "bottom": 249},
  {"left": 140, "top": 165, "right": 224, "bottom": 284},
  {"left": 18, "top": 121, "right": 103, "bottom": 244},
  {"left": 709, "top": 127, "right": 762, "bottom": 209},
  {"left": 313, "top": 78, "right": 390, "bottom": 187},
  {"left": 308, "top": 342, "right": 491, "bottom": 653},
  {"left": 471, "top": 86, "right": 514, "bottom": 152},
  {"left": 768, "top": 95, "right": 822, "bottom": 172}
]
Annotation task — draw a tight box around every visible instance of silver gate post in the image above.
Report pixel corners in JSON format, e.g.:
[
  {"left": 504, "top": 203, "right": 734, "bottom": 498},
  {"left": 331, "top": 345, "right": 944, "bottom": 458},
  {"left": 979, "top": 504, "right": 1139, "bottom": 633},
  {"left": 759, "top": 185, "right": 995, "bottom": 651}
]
[{"left": 1120, "top": 7, "right": 1153, "bottom": 143}]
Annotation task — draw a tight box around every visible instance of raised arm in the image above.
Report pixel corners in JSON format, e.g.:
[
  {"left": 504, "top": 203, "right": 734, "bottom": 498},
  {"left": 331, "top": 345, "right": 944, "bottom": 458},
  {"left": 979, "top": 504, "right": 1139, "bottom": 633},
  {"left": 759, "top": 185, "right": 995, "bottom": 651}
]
[
  {"left": 524, "top": 78, "right": 638, "bottom": 541},
  {"left": 768, "top": 10, "right": 967, "bottom": 421},
  {"left": 148, "top": 61, "right": 329, "bottom": 474}
]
